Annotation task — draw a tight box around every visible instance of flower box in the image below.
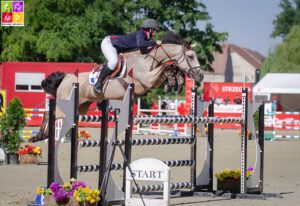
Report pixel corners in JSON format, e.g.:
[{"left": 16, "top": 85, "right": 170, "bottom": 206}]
[
  {"left": 19, "top": 154, "right": 38, "bottom": 164},
  {"left": 44, "top": 195, "right": 80, "bottom": 206},
  {"left": 217, "top": 178, "right": 240, "bottom": 193},
  {"left": 38, "top": 180, "right": 100, "bottom": 206}
]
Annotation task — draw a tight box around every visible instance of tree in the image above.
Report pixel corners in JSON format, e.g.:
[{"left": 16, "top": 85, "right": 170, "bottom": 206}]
[
  {"left": 0, "top": 97, "right": 26, "bottom": 153},
  {"left": 260, "top": 25, "right": 300, "bottom": 78},
  {"left": 271, "top": 0, "right": 300, "bottom": 38}
]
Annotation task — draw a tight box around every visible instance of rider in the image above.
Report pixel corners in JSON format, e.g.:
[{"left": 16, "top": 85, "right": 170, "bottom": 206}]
[{"left": 94, "top": 18, "right": 162, "bottom": 93}]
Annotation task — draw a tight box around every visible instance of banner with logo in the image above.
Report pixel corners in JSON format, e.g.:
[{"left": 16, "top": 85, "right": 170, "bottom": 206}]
[
  {"left": 1, "top": 1, "right": 24, "bottom": 26},
  {"left": 203, "top": 82, "right": 252, "bottom": 103},
  {"left": 203, "top": 82, "right": 252, "bottom": 129}
]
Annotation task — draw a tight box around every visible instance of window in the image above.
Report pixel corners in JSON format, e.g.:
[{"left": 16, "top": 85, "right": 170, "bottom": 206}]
[{"left": 15, "top": 72, "right": 44, "bottom": 92}]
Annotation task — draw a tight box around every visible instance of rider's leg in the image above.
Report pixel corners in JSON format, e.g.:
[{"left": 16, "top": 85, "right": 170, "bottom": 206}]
[{"left": 94, "top": 36, "right": 118, "bottom": 93}]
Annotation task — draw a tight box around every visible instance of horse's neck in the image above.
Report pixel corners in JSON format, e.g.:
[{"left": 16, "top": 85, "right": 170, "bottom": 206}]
[{"left": 124, "top": 44, "right": 181, "bottom": 72}]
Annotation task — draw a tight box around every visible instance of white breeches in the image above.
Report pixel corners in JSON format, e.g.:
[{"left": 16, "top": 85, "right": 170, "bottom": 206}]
[{"left": 101, "top": 36, "right": 118, "bottom": 71}]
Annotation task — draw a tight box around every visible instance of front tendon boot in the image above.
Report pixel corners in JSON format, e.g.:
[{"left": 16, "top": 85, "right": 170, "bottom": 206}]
[{"left": 94, "top": 64, "right": 114, "bottom": 94}]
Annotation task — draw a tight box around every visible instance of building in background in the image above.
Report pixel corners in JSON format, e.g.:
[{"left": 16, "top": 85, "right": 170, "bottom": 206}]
[
  {"left": 203, "top": 43, "right": 265, "bottom": 84},
  {"left": 0, "top": 62, "right": 94, "bottom": 109}
]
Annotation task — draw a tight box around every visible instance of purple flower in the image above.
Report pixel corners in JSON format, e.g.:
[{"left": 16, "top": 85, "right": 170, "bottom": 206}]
[
  {"left": 66, "top": 191, "right": 74, "bottom": 196},
  {"left": 50, "top": 182, "right": 61, "bottom": 193},
  {"left": 71, "top": 181, "right": 86, "bottom": 191},
  {"left": 247, "top": 168, "right": 254, "bottom": 171},
  {"left": 53, "top": 190, "right": 68, "bottom": 201}
]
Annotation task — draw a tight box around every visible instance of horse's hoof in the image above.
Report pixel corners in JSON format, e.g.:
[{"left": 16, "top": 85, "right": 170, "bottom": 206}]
[{"left": 27, "top": 136, "right": 35, "bottom": 143}]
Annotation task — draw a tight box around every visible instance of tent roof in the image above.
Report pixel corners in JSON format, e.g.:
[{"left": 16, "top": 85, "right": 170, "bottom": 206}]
[{"left": 253, "top": 73, "right": 300, "bottom": 94}]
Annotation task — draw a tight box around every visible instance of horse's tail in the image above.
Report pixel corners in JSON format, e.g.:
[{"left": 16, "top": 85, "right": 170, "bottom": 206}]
[{"left": 41, "top": 71, "right": 66, "bottom": 97}]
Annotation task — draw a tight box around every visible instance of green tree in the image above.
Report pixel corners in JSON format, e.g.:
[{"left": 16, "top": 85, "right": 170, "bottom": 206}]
[
  {"left": 0, "top": 97, "right": 26, "bottom": 153},
  {"left": 271, "top": 0, "right": 300, "bottom": 38},
  {"left": 260, "top": 25, "right": 300, "bottom": 78}
]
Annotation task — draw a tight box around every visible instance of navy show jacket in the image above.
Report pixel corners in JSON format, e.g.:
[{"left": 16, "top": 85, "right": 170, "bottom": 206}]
[{"left": 110, "top": 30, "right": 157, "bottom": 53}]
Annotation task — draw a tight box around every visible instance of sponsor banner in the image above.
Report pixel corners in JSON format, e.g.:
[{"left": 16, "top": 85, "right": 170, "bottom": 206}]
[
  {"left": 214, "top": 105, "right": 242, "bottom": 129},
  {"left": 203, "top": 82, "right": 252, "bottom": 103},
  {"left": 214, "top": 104, "right": 242, "bottom": 113},
  {"left": 275, "top": 113, "right": 300, "bottom": 130}
]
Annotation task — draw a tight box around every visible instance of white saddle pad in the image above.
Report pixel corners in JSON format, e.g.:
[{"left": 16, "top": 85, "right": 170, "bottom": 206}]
[{"left": 89, "top": 54, "right": 127, "bottom": 85}]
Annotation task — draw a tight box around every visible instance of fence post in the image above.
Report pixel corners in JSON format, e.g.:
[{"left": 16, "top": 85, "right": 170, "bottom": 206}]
[
  {"left": 47, "top": 98, "right": 56, "bottom": 187},
  {"left": 70, "top": 83, "right": 79, "bottom": 180},
  {"left": 241, "top": 88, "right": 248, "bottom": 194}
]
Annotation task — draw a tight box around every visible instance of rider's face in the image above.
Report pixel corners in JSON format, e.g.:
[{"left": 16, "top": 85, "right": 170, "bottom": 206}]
[{"left": 151, "top": 29, "right": 157, "bottom": 37}]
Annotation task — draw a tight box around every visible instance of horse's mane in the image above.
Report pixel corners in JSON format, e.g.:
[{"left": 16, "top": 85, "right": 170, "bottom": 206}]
[
  {"left": 162, "top": 32, "right": 185, "bottom": 45},
  {"left": 42, "top": 71, "right": 66, "bottom": 97}
]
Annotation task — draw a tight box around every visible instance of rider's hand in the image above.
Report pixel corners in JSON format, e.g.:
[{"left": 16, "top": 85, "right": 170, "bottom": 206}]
[{"left": 156, "top": 40, "right": 162, "bottom": 46}]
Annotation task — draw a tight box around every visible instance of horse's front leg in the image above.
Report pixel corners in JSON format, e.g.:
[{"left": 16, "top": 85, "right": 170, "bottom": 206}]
[
  {"left": 28, "top": 111, "right": 49, "bottom": 142},
  {"left": 28, "top": 107, "right": 65, "bottom": 142}
]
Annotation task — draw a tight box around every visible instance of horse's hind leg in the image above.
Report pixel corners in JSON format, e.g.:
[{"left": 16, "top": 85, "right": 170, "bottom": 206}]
[{"left": 28, "top": 111, "right": 49, "bottom": 142}]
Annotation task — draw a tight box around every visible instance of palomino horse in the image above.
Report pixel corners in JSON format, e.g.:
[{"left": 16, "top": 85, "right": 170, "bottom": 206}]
[{"left": 29, "top": 32, "right": 203, "bottom": 142}]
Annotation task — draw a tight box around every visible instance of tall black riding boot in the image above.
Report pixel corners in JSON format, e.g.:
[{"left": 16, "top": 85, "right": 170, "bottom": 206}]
[{"left": 94, "top": 64, "right": 114, "bottom": 94}]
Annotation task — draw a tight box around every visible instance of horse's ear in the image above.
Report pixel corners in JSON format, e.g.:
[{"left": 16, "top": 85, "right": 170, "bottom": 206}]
[
  {"left": 187, "top": 41, "right": 192, "bottom": 48},
  {"left": 191, "top": 43, "right": 197, "bottom": 49}
]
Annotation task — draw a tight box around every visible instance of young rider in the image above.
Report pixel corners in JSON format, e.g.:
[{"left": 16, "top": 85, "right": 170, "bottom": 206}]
[{"left": 94, "top": 18, "right": 162, "bottom": 93}]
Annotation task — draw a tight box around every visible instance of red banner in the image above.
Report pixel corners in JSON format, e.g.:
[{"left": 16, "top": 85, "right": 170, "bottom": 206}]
[
  {"left": 203, "top": 82, "right": 252, "bottom": 129},
  {"left": 203, "top": 82, "right": 252, "bottom": 103},
  {"left": 185, "top": 77, "right": 194, "bottom": 110}
]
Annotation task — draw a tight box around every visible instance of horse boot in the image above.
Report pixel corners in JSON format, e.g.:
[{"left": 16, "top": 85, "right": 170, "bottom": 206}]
[
  {"left": 28, "top": 111, "right": 49, "bottom": 142},
  {"left": 94, "top": 64, "right": 114, "bottom": 94}
]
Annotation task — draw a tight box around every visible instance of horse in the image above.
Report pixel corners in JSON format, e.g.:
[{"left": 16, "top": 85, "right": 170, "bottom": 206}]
[{"left": 29, "top": 32, "right": 203, "bottom": 142}]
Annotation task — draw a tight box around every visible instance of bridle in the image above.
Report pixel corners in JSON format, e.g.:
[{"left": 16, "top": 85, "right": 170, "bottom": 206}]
[{"left": 145, "top": 42, "right": 202, "bottom": 79}]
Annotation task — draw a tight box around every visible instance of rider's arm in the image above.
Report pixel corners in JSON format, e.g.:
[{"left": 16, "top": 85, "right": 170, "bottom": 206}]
[{"left": 136, "top": 30, "right": 157, "bottom": 48}]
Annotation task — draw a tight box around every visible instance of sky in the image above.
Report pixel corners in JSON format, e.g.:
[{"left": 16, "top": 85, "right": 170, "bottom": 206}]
[{"left": 201, "top": 0, "right": 283, "bottom": 56}]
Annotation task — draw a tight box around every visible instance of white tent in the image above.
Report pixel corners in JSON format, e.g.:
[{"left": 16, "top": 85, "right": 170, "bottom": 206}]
[{"left": 253, "top": 73, "right": 300, "bottom": 111}]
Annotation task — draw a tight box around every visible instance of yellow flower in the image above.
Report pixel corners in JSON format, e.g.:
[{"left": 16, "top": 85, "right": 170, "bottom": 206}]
[
  {"left": 90, "top": 199, "right": 96, "bottom": 204},
  {"left": 76, "top": 196, "right": 82, "bottom": 202},
  {"left": 37, "top": 187, "right": 43, "bottom": 195}
]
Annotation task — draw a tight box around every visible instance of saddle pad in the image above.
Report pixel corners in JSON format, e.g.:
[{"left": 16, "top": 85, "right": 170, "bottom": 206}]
[{"left": 89, "top": 54, "right": 127, "bottom": 85}]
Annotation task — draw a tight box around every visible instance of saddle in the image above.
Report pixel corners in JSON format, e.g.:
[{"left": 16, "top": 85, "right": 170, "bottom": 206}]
[{"left": 90, "top": 55, "right": 126, "bottom": 85}]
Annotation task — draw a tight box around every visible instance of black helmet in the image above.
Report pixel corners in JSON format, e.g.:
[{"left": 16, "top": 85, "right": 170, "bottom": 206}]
[{"left": 142, "top": 19, "right": 159, "bottom": 30}]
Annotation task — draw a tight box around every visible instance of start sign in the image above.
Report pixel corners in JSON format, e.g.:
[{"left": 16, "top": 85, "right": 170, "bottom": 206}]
[{"left": 126, "top": 158, "right": 170, "bottom": 206}]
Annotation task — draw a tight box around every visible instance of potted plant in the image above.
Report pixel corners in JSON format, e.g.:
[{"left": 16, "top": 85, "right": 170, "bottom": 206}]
[
  {"left": 0, "top": 97, "right": 26, "bottom": 164},
  {"left": 37, "top": 179, "right": 100, "bottom": 206},
  {"left": 78, "top": 130, "right": 91, "bottom": 141},
  {"left": 18, "top": 144, "right": 42, "bottom": 164},
  {"left": 215, "top": 168, "right": 253, "bottom": 193}
]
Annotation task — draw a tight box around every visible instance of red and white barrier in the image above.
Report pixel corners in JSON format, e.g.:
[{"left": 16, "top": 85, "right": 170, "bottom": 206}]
[{"left": 134, "top": 97, "right": 188, "bottom": 136}]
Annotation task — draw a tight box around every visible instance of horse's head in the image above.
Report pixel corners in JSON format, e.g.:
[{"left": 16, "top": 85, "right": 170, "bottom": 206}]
[{"left": 161, "top": 33, "right": 204, "bottom": 85}]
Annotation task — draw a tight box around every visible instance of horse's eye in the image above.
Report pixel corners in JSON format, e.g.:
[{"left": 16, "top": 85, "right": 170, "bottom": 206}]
[{"left": 188, "top": 55, "right": 194, "bottom": 60}]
